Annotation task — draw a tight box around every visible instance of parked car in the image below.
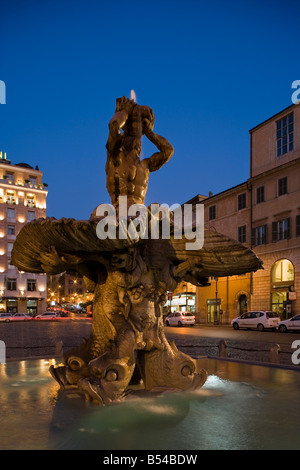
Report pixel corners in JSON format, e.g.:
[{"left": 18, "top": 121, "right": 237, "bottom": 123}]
[
  {"left": 35, "top": 312, "right": 58, "bottom": 320},
  {"left": 55, "top": 309, "right": 69, "bottom": 317},
  {"left": 165, "top": 311, "right": 195, "bottom": 327},
  {"left": 0, "top": 313, "right": 12, "bottom": 322},
  {"left": 231, "top": 311, "right": 280, "bottom": 331},
  {"left": 277, "top": 314, "right": 300, "bottom": 333},
  {"left": 11, "top": 313, "right": 32, "bottom": 321}
]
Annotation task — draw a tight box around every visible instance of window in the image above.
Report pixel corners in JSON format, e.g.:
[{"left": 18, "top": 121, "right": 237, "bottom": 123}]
[
  {"left": 256, "top": 186, "right": 265, "bottom": 204},
  {"left": 5, "top": 172, "right": 14, "bottom": 182},
  {"left": 209, "top": 205, "right": 216, "bottom": 220},
  {"left": 238, "top": 225, "right": 246, "bottom": 243},
  {"left": 278, "top": 177, "right": 288, "bottom": 196},
  {"left": 7, "top": 208, "right": 15, "bottom": 220},
  {"left": 277, "top": 113, "right": 293, "bottom": 157},
  {"left": 27, "top": 279, "right": 36, "bottom": 291},
  {"left": 238, "top": 193, "right": 247, "bottom": 210},
  {"left": 296, "top": 215, "right": 300, "bottom": 237},
  {"left": 252, "top": 225, "right": 267, "bottom": 246},
  {"left": 27, "top": 211, "right": 35, "bottom": 222},
  {"left": 7, "top": 278, "right": 17, "bottom": 291},
  {"left": 272, "top": 218, "right": 290, "bottom": 242},
  {"left": 26, "top": 194, "right": 35, "bottom": 208},
  {"left": 6, "top": 190, "right": 16, "bottom": 204},
  {"left": 271, "top": 259, "right": 294, "bottom": 318},
  {"left": 29, "top": 177, "right": 36, "bottom": 186},
  {"left": 7, "top": 242, "right": 13, "bottom": 255},
  {"left": 7, "top": 225, "right": 15, "bottom": 236},
  {"left": 271, "top": 259, "right": 294, "bottom": 283}
]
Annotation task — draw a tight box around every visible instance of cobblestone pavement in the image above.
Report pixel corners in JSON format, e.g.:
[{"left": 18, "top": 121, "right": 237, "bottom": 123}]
[
  {"left": 166, "top": 330, "right": 297, "bottom": 367},
  {"left": 1, "top": 320, "right": 92, "bottom": 359}
]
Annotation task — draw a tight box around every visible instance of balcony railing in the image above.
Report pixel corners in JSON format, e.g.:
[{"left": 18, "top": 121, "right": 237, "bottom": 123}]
[
  {"left": 0, "top": 288, "right": 46, "bottom": 298},
  {"left": 0, "top": 178, "right": 48, "bottom": 190}
]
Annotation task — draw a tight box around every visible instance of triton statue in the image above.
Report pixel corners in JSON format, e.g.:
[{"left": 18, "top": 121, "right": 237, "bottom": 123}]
[
  {"left": 11, "top": 97, "right": 263, "bottom": 405},
  {"left": 105, "top": 96, "right": 174, "bottom": 211}
]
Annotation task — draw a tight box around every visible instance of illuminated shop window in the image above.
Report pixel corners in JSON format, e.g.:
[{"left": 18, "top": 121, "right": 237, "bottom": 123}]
[{"left": 271, "top": 259, "right": 294, "bottom": 283}]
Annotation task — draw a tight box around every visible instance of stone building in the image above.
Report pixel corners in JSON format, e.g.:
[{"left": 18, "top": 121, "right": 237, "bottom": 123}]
[
  {"left": 190, "top": 103, "right": 300, "bottom": 324},
  {"left": 48, "top": 271, "right": 90, "bottom": 308},
  {"left": 0, "top": 152, "right": 48, "bottom": 314},
  {"left": 249, "top": 104, "right": 300, "bottom": 320}
]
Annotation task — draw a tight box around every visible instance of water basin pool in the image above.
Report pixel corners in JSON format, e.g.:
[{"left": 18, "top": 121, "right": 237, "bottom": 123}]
[{"left": 0, "top": 357, "right": 300, "bottom": 450}]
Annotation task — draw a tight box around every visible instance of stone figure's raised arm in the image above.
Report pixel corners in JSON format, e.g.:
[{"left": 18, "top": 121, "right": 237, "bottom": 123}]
[
  {"left": 143, "top": 119, "right": 174, "bottom": 172},
  {"left": 106, "top": 97, "right": 135, "bottom": 158}
]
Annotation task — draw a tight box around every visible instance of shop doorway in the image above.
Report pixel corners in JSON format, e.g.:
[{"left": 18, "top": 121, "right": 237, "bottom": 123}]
[
  {"left": 6, "top": 299, "right": 18, "bottom": 314},
  {"left": 207, "top": 299, "right": 221, "bottom": 324},
  {"left": 238, "top": 294, "right": 248, "bottom": 315},
  {"left": 271, "top": 259, "right": 294, "bottom": 319},
  {"left": 27, "top": 300, "right": 38, "bottom": 315}
]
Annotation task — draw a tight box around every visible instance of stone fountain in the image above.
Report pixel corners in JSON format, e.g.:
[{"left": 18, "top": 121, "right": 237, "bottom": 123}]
[{"left": 11, "top": 97, "right": 262, "bottom": 406}]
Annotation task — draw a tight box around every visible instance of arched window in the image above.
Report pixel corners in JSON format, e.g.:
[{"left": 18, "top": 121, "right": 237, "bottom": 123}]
[{"left": 271, "top": 259, "right": 294, "bottom": 283}]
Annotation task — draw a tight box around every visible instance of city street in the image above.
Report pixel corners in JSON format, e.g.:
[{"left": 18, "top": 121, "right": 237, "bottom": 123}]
[
  {"left": 0, "top": 320, "right": 299, "bottom": 367},
  {"left": 166, "top": 324, "right": 299, "bottom": 348},
  {"left": 165, "top": 324, "right": 299, "bottom": 366},
  {"left": 0, "top": 319, "right": 92, "bottom": 359}
]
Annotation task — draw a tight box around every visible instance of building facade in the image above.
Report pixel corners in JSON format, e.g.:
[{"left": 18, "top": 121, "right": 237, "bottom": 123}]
[
  {"left": 0, "top": 152, "right": 48, "bottom": 314},
  {"left": 193, "top": 103, "right": 300, "bottom": 323},
  {"left": 164, "top": 281, "right": 197, "bottom": 315},
  {"left": 249, "top": 104, "right": 300, "bottom": 320},
  {"left": 48, "top": 271, "right": 91, "bottom": 309}
]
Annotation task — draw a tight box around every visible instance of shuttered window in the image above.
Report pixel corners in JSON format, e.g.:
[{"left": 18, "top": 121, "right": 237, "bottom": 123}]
[
  {"left": 272, "top": 218, "right": 291, "bottom": 242},
  {"left": 296, "top": 215, "right": 300, "bottom": 237},
  {"left": 251, "top": 224, "right": 267, "bottom": 246}
]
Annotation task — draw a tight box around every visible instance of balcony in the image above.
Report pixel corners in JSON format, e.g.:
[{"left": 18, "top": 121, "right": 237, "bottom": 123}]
[
  {"left": 0, "top": 288, "right": 46, "bottom": 299},
  {"left": 0, "top": 178, "right": 48, "bottom": 190},
  {"left": 0, "top": 288, "right": 18, "bottom": 297}
]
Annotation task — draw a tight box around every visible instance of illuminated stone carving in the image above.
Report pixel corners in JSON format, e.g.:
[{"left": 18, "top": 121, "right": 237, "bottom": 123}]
[{"left": 12, "top": 97, "right": 262, "bottom": 404}]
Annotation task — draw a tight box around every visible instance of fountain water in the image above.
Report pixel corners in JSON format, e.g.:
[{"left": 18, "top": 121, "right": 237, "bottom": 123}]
[
  {"left": 1, "top": 357, "right": 300, "bottom": 450},
  {"left": 130, "top": 89, "right": 137, "bottom": 102}
]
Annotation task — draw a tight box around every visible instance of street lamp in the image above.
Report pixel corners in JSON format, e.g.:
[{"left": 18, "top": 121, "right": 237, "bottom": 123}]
[
  {"left": 182, "top": 282, "right": 188, "bottom": 312},
  {"left": 214, "top": 277, "right": 219, "bottom": 325}
]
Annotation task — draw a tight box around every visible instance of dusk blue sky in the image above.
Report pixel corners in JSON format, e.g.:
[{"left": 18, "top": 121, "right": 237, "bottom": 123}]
[{"left": 1, "top": 0, "right": 299, "bottom": 220}]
